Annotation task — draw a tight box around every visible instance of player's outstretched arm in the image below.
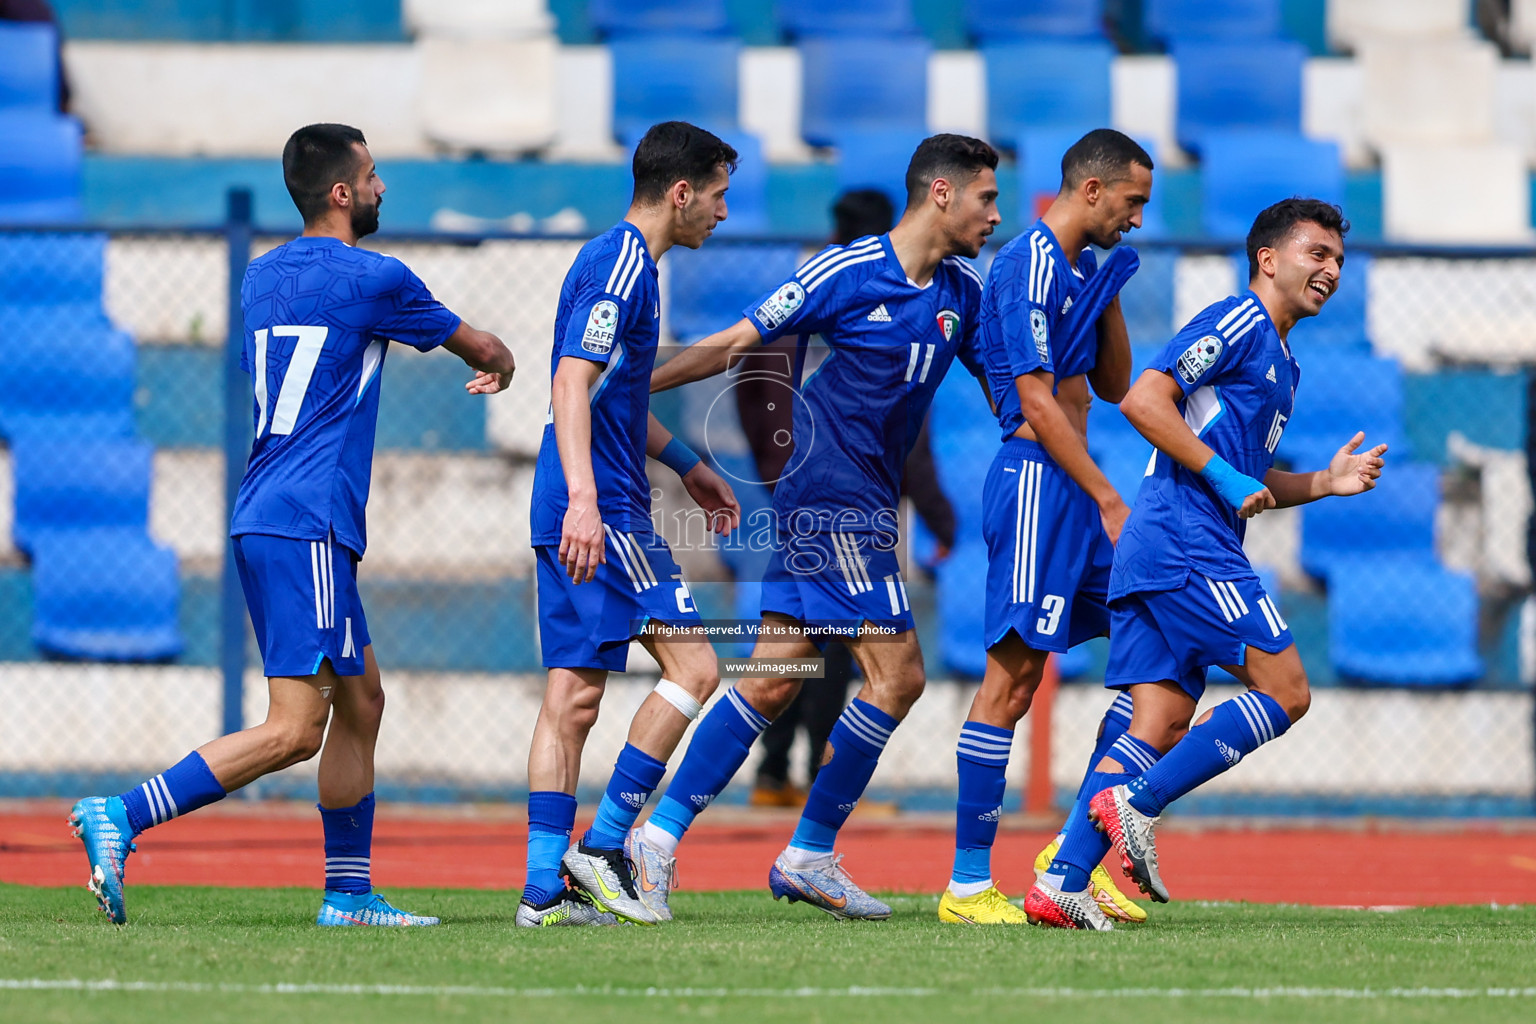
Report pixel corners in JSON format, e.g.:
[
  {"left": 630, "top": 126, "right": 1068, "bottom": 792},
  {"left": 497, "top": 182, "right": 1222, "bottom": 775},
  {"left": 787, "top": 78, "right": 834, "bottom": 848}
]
[
  {"left": 1122, "top": 368, "right": 1275, "bottom": 519},
  {"left": 651, "top": 319, "right": 763, "bottom": 393},
  {"left": 1263, "top": 432, "right": 1388, "bottom": 508},
  {"left": 1015, "top": 369, "right": 1130, "bottom": 543},
  {"left": 552, "top": 356, "right": 605, "bottom": 583},
  {"left": 645, "top": 414, "right": 741, "bottom": 536},
  {"left": 1087, "top": 295, "right": 1133, "bottom": 403},
  {"left": 444, "top": 322, "right": 516, "bottom": 395}
]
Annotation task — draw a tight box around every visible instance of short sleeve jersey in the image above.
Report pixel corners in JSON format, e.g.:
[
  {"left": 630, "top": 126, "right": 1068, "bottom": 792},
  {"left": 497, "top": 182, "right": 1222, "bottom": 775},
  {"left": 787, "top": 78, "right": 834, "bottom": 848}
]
[
  {"left": 979, "top": 221, "right": 1100, "bottom": 439},
  {"left": 531, "top": 221, "right": 661, "bottom": 545},
  {"left": 742, "top": 234, "right": 985, "bottom": 533},
  {"left": 1110, "top": 291, "right": 1301, "bottom": 598},
  {"left": 231, "top": 237, "right": 461, "bottom": 556}
]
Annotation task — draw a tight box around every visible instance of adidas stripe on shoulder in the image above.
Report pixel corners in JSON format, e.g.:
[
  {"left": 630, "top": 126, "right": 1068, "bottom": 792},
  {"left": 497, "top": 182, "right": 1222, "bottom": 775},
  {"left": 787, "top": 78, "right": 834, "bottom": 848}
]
[
  {"left": 600, "top": 231, "right": 646, "bottom": 302},
  {"left": 795, "top": 237, "right": 884, "bottom": 293}
]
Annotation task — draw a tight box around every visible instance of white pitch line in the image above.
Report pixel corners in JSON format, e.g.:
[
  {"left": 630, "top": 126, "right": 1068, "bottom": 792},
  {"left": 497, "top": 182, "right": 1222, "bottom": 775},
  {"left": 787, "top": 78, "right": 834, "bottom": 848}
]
[{"left": 4, "top": 980, "right": 1536, "bottom": 1000}]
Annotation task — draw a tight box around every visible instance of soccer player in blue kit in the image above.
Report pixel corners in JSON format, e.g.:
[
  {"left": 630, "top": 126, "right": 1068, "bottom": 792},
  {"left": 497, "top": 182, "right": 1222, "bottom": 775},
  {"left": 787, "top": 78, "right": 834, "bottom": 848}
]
[
  {"left": 624, "top": 135, "right": 1002, "bottom": 921},
  {"left": 939, "top": 129, "right": 1153, "bottom": 926},
  {"left": 1025, "top": 198, "right": 1387, "bottom": 930},
  {"left": 521, "top": 122, "right": 741, "bottom": 927},
  {"left": 69, "top": 123, "right": 516, "bottom": 926}
]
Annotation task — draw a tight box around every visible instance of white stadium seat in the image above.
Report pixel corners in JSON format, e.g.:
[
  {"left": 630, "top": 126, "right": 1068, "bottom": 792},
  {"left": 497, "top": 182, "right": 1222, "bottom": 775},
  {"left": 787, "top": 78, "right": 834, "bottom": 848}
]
[
  {"left": 1382, "top": 142, "right": 1531, "bottom": 243},
  {"left": 417, "top": 36, "right": 558, "bottom": 154},
  {"left": 1328, "top": 0, "right": 1472, "bottom": 52},
  {"left": 402, "top": 0, "right": 553, "bottom": 39},
  {"left": 1360, "top": 38, "right": 1497, "bottom": 150}
]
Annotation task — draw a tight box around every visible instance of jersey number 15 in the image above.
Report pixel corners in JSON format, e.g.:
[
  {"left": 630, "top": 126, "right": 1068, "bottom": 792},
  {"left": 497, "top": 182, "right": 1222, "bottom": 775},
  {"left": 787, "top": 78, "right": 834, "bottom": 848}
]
[{"left": 253, "top": 326, "right": 329, "bottom": 438}]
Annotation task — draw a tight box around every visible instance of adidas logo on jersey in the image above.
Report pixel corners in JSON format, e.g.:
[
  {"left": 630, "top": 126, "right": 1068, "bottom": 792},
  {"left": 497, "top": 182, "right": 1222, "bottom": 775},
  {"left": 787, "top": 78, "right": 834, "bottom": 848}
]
[
  {"left": 620, "top": 791, "right": 648, "bottom": 809},
  {"left": 1266, "top": 364, "right": 1277, "bottom": 383},
  {"left": 690, "top": 794, "right": 713, "bottom": 810},
  {"left": 838, "top": 801, "right": 859, "bottom": 814},
  {"left": 977, "top": 806, "right": 1003, "bottom": 823},
  {"left": 866, "top": 304, "right": 892, "bottom": 323},
  {"left": 1215, "top": 740, "right": 1243, "bottom": 767}
]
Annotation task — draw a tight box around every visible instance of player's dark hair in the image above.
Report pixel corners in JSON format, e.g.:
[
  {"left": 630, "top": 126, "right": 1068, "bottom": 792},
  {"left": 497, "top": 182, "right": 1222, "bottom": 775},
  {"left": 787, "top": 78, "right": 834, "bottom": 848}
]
[
  {"left": 631, "top": 121, "right": 739, "bottom": 206},
  {"left": 1060, "top": 129, "right": 1154, "bottom": 192},
  {"left": 283, "top": 123, "right": 369, "bottom": 224},
  {"left": 904, "top": 134, "right": 999, "bottom": 210},
  {"left": 830, "top": 188, "right": 895, "bottom": 244},
  {"left": 1246, "top": 197, "right": 1350, "bottom": 280}
]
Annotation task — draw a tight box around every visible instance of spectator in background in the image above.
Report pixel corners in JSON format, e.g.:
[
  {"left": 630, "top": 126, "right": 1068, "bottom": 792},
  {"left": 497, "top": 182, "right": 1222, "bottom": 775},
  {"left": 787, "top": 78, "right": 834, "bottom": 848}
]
[
  {"left": 735, "top": 188, "right": 960, "bottom": 807},
  {"left": 1, "top": 0, "right": 71, "bottom": 112}
]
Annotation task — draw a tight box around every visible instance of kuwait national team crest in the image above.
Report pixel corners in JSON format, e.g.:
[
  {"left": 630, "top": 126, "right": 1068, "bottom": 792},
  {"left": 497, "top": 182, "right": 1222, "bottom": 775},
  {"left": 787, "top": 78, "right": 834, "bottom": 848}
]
[{"left": 936, "top": 309, "right": 960, "bottom": 342}]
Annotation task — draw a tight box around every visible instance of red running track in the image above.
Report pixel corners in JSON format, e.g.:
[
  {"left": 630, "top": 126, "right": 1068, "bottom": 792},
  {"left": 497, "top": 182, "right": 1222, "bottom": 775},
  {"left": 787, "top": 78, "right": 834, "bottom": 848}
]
[{"left": 4, "top": 802, "right": 1535, "bottom": 906}]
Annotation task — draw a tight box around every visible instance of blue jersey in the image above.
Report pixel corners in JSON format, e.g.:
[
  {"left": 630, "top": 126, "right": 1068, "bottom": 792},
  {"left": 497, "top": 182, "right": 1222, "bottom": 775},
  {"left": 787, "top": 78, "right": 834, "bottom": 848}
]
[
  {"left": 231, "top": 237, "right": 460, "bottom": 556},
  {"left": 979, "top": 221, "right": 1100, "bottom": 439},
  {"left": 743, "top": 234, "right": 984, "bottom": 533},
  {"left": 531, "top": 221, "right": 661, "bottom": 545},
  {"left": 1111, "top": 291, "right": 1300, "bottom": 598}
]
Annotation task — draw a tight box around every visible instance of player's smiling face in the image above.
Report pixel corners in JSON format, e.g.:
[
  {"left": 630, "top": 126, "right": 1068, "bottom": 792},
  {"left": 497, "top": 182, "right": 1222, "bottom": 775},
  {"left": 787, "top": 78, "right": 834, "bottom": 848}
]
[
  {"left": 1271, "top": 221, "right": 1344, "bottom": 318},
  {"left": 1087, "top": 162, "right": 1152, "bottom": 248},
  {"left": 676, "top": 164, "right": 731, "bottom": 249},
  {"left": 946, "top": 167, "right": 1001, "bottom": 258}
]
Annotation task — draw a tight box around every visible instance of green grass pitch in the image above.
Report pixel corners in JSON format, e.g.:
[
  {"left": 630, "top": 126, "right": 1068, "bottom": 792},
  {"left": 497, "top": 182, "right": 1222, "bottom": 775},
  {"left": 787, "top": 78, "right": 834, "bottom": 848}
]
[{"left": 2, "top": 883, "right": 1533, "bottom": 1024}]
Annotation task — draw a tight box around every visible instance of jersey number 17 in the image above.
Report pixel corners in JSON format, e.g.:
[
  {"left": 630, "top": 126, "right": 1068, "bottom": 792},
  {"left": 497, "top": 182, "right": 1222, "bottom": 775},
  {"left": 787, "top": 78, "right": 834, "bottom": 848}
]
[{"left": 253, "top": 325, "right": 329, "bottom": 438}]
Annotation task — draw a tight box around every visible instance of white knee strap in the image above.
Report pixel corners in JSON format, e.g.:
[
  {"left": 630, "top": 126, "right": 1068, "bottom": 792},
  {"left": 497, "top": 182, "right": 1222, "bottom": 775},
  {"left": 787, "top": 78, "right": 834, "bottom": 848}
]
[{"left": 654, "top": 678, "right": 703, "bottom": 721}]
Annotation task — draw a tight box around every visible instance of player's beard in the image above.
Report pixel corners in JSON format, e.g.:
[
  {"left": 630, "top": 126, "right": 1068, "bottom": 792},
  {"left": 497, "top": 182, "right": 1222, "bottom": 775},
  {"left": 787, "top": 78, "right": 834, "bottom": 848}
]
[{"left": 351, "top": 197, "right": 380, "bottom": 239}]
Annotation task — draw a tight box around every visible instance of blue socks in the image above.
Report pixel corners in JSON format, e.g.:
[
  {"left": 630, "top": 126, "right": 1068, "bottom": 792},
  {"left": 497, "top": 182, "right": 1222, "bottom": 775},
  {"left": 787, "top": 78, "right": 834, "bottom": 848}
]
[
  {"left": 790, "top": 699, "right": 896, "bottom": 854},
  {"left": 525, "top": 790, "right": 577, "bottom": 905},
  {"left": 1046, "top": 732, "right": 1161, "bottom": 892},
  {"left": 1058, "top": 691, "right": 1134, "bottom": 839},
  {"left": 951, "top": 721, "right": 1013, "bottom": 887},
  {"left": 1128, "top": 690, "right": 1291, "bottom": 817},
  {"left": 649, "top": 687, "right": 770, "bottom": 844},
  {"left": 319, "top": 792, "right": 375, "bottom": 895},
  {"left": 118, "top": 751, "right": 226, "bottom": 837},
  {"left": 584, "top": 743, "right": 667, "bottom": 850}
]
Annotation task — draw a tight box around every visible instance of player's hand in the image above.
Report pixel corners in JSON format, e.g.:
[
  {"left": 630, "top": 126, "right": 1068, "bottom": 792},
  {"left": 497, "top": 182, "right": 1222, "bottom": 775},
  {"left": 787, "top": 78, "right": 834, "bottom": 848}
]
[
  {"left": 1099, "top": 495, "right": 1131, "bottom": 545},
  {"left": 1238, "top": 487, "right": 1275, "bottom": 519},
  {"left": 1327, "top": 432, "right": 1388, "bottom": 497},
  {"left": 465, "top": 365, "right": 514, "bottom": 395},
  {"left": 681, "top": 463, "right": 741, "bottom": 537},
  {"left": 559, "top": 499, "right": 605, "bottom": 583}
]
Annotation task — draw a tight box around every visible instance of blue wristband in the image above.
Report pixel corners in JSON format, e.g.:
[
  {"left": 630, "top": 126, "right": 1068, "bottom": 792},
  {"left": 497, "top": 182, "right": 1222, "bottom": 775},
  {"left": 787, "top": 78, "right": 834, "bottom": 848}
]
[
  {"left": 657, "top": 437, "right": 701, "bottom": 477},
  {"left": 1200, "top": 455, "right": 1265, "bottom": 510}
]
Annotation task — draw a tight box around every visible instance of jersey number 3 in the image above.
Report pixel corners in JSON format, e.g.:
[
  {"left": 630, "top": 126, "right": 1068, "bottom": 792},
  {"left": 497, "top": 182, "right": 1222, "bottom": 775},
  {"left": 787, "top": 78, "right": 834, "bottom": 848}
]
[{"left": 254, "top": 326, "right": 329, "bottom": 437}]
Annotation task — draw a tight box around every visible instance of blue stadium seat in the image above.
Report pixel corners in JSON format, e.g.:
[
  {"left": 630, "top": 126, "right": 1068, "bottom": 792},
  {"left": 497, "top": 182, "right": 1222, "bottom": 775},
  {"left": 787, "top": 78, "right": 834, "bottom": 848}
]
[
  {"left": 1172, "top": 40, "right": 1304, "bottom": 154},
  {"left": 1328, "top": 555, "right": 1482, "bottom": 686},
  {"left": 1299, "top": 461, "right": 1439, "bottom": 581},
  {"left": 1200, "top": 131, "right": 1343, "bottom": 239},
  {"left": 984, "top": 41, "right": 1113, "bottom": 152},
  {"left": 0, "top": 231, "right": 107, "bottom": 308},
  {"left": 11, "top": 438, "right": 154, "bottom": 555},
  {"left": 1279, "top": 348, "right": 1409, "bottom": 469},
  {"left": 0, "top": 22, "right": 57, "bottom": 113},
  {"left": 1145, "top": 0, "right": 1282, "bottom": 45},
  {"left": 589, "top": 0, "right": 730, "bottom": 37},
  {"left": 778, "top": 0, "right": 917, "bottom": 38},
  {"left": 31, "top": 527, "right": 183, "bottom": 661},
  {"left": 800, "top": 37, "right": 930, "bottom": 148},
  {"left": 929, "top": 359, "right": 996, "bottom": 537},
  {"left": 610, "top": 36, "right": 740, "bottom": 145},
  {"left": 0, "top": 112, "right": 84, "bottom": 224},
  {"left": 966, "top": 0, "right": 1104, "bottom": 41},
  {"left": 833, "top": 128, "right": 928, "bottom": 211},
  {"left": 937, "top": 538, "right": 989, "bottom": 678},
  {"left": 1116, "top": 249, "right": 1177, "bottom": 344},
  {"left": 667, "top": 241, "right": 803, "bottom": 341},
  {"left": 0, "top": 317, "right": 135, "bottom": 442}
]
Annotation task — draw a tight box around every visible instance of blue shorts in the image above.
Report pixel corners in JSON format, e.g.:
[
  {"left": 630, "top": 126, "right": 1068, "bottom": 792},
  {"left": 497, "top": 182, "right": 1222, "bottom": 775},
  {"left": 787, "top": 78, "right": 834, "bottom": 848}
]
[
  {"left": 534, "top": 527, "right": 701, "bottom": 672},
  {"left": 982, "top": 438, "right": 1112, "bottom": 653},
  {"left": 233, "top": 532, "right": 369, "bottom": 678},
  {"left": 1104, "top": 572, "right": 1294, "bottom": 700},
  {"left": 760, "top": 529, "right": 915, "bottom": 640}
]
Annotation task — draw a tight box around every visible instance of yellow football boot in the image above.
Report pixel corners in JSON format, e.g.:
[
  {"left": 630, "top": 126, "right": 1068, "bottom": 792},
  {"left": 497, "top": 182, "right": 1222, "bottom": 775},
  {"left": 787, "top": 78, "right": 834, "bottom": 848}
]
[
  {"left": 938, "top": 885, "right": 1029, "bottom": 924},
  {"left": 1033, "top": 837, "right": 1147, "bottom": 924}
]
